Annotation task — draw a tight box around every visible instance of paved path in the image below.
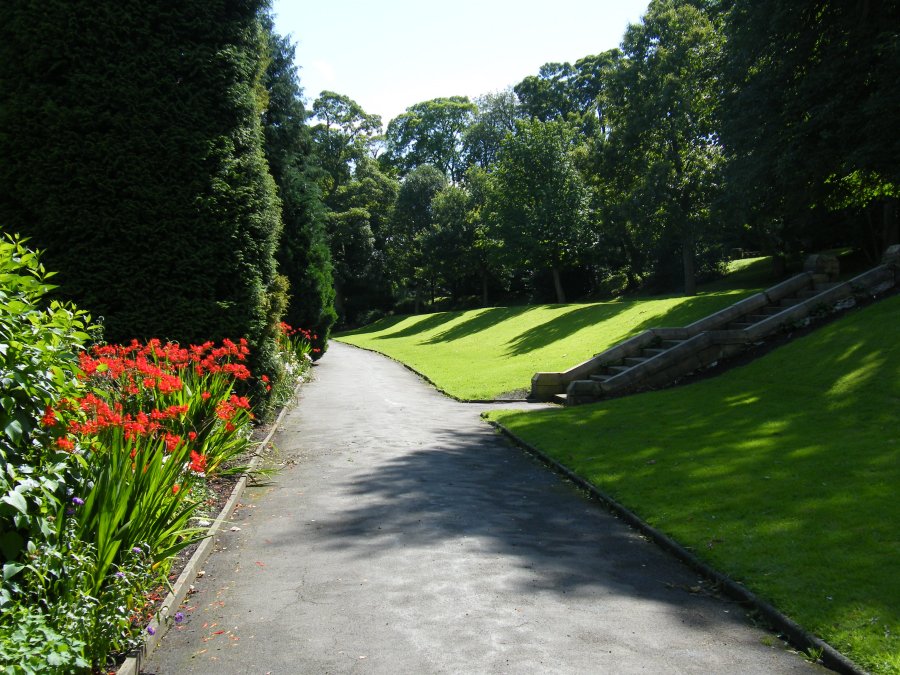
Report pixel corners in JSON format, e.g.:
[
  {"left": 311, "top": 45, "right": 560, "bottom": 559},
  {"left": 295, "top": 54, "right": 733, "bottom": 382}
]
[{"left": 144, "top": 341, "right": 818, "bottom": 674}]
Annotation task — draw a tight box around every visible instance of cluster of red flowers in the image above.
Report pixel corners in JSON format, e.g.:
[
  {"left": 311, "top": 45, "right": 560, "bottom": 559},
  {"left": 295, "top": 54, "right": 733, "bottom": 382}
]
[
  {"left": 279, "top": 322, "right": 314, "bottom": 342},
  {"left": 215, "top": 394, "right": 253, "bottom": 432},
  {"left": 42, "top": 339, "right": 258, "bottom": 477},
  {"left": 79, "top": 338, "right": 252, "bottom": 395},
  {"left": 278, "top": 322, "right": 321, "bottom": 355}
]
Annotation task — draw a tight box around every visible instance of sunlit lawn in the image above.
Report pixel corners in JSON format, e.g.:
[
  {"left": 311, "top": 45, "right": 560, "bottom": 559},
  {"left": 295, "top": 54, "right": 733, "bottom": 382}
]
[
  {"left": 486, "top": 294, "right": 900, "bottom": 674},
  {"left": 335, "top": 285, "right": 758, "bottom": 399}
]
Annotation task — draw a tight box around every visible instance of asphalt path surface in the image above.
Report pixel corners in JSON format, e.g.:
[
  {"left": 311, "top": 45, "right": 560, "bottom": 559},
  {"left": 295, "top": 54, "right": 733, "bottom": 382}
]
[{"left": 144, "top": 341, "right": 819, "bottom": 674}]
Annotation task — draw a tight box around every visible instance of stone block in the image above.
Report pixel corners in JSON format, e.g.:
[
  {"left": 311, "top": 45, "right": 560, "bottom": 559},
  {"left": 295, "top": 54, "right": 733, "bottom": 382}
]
[
  {"left": 803, "top": 254, "right": 839, "bottom": 280},
  {"left": 882, "top": 244, "right": 900, "bottom": 266}
]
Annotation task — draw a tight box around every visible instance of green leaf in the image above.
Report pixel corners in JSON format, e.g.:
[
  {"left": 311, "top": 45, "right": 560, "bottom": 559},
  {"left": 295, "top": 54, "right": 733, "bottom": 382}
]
[
  {"left": 1, "top": 490, "right": 28, "bottom": 515},
  {"left": 2, "top": 562, "right": 24, "bottom": 581},
  {"left": 3, "top": 419, "right": 23, "bottom": 444}
]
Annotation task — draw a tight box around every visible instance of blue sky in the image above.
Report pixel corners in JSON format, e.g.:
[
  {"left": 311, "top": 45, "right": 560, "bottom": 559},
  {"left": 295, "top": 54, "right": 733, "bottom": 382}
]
[{"left": 271, "top": 0, "right": 650, "bottom": 125}]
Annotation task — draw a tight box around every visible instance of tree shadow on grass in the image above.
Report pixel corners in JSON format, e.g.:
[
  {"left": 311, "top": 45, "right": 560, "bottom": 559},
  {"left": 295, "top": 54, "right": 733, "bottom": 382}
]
[
  {"left": 495, "top": 305, "right": 900, "bottom": 668},
  {"left": 335, "top": 315, "right": 409, "bottom": 338},
  {"left": 372, "top": 311, "right": 460, "bottom": 340},
  {"left": 504, "top": 291, "right": 754, "bottom": 356},
  {"left": 424, "top": 306, "right": 533, "bottom": 344}
]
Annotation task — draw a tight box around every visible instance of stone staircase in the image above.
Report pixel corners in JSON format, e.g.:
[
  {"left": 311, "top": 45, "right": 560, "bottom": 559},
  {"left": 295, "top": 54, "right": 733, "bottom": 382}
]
[{"left": 530, "top": 247, "right": 900, "bottom": 406}]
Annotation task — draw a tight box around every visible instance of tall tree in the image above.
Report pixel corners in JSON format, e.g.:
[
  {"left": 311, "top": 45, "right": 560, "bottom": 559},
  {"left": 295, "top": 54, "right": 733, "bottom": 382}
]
[
  {"left": 311, "top": 91, "right": 383, "bottom": 200},
  {"left": 261, "top": 19, "right": 336, "bottom": 354},
  {"left": 326, "top": 157, "right": 399, "bottom": 323},
  {"left": 388, "top": 165, "right": 448, "bottom": 312},
  {"left": 463, "top": 89, "right": 520, "bottom": 169},
  {"left": 514, "top": 62, "right": 578, "bottom": 122},
  {"left": 0, "top": 0, "right": 284, "bottom": 389},
  {"left": 721, "top": 0, "right": 900, "bottom": 261},
  {"left": 487, "top": 120, "right": 589, "bottom": 303},
  {"left": 606, "top": 0, "right": 724, "bottom": 295},
  {"left": 384, "top": 97, "right": 476, "bottom": 181}
]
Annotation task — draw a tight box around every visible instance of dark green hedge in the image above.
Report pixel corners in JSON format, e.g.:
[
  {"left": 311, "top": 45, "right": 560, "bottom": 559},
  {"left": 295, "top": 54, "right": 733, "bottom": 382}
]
[{"left": 0, "top": 0, "right": 283, "bottom": 390}]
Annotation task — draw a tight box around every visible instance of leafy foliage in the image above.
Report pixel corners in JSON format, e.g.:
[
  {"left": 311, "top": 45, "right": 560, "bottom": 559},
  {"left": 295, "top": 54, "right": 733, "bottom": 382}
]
[
  {"left": 262, "top": 20, "right": 337, "bottom": 357},
  {"left": 385, "top": 97, "right": 477, "bottom": 181},
  {"left": 0, "top": 235, "right": 94, "bottom": 567},
  {"left": 720, "top": 0, "right": 900, "bottom": 260},
  {"left": 487, "top": 119, "right": 589, "bottom": 303}
]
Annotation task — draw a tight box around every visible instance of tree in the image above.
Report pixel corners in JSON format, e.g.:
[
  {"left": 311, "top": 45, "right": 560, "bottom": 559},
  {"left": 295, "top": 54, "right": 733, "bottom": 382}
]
[
  {"left": 0, "top": 0, "right": 284, "bottom": 392},
  {"left": 720, "top": 0, "right": 900, "bottom": 261},
  {"left": 384, "top": 97, "right": 476, "bottom": 181},
  {"left": 605, "top": 0, "right": 724, "bottom": 295},
  {"left": 261, "top": 19, "right": 336, "bottom": 355},
  {"left": 326, "top": 157, "right": 399, "bottom": 323},
  {"left": 388, "top": 165, "right": 448, "bottom": 311},
  {"left": 463, "top": 89, "right": 520, "bottom": 169},
  {"left": 311, "top": 91, "right": 383, "bottom": 200},
  {"left": 514, "top": 62, "right": 577, "bottom": 122},
  {"left": 487, "top": 120, "right": 589, "bottom": 303}
]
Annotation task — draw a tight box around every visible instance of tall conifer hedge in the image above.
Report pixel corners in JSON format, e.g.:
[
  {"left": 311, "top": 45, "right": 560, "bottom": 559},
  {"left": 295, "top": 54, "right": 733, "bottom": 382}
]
[
  {"left": 262, "top": 23, "right": 337, "bottom": 355},
  {"left": 0, "top": 1, "right": 283, "bottom": 388}
]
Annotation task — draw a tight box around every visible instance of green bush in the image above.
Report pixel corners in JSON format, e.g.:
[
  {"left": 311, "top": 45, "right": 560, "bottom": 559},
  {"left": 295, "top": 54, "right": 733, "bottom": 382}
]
[
  {"left": 0, "top": 234, "right": 95, "bottom": 566},
  {"left": 0, "top": 234, "right": 98, "bottom": 670}
]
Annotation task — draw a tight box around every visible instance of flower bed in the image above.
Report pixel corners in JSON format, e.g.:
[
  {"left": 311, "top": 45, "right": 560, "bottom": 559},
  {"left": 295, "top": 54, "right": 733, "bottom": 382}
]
[{"left": 0, "top": 235, "right": 312, "bottom": 672}]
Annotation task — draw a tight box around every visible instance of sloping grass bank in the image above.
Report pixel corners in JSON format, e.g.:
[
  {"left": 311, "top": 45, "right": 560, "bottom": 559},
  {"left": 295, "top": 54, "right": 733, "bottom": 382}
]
[
  {"left": 336, "top": 288, "right": 755, "bottom": 400},
  {"left": 487, "top": 295, "right": 900, "bottom": 674}
]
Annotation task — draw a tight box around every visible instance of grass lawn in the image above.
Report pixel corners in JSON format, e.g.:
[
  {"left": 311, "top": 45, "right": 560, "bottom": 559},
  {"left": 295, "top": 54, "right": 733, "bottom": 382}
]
[
  {"left": 486, "top": 294, "right": 900, "bottom": 674},
  {"left": 334, "top": 259, "right": 774, "bottom": 399}
]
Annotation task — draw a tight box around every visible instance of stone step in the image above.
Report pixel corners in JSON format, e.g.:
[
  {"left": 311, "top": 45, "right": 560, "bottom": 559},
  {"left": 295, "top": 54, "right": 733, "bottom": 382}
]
[
  {"left": 811, "top": 273, "right": 830, "bottom": 284},
  {"left": 746, "top": 314, "right": 771, "bottom": 323},
  {"left": 661, "top": 339, "right": 685, "bottom": 349},
  {"left": 623, "top": 356, "right": 648, "bottom": 367},
  {"left": 727, "top": 322, "right": 755, "bottom": 330},
  {"left": 551, "top": 393, "right": 568, "bottom": 405},
  {"left": 813, "top": 281, "right": 839, "bottom": 292},
  {"left": 641, "top": 347, "right": 668, "bottom": 357},
  {"left": 760, "top": 305, "right": 784, "bottom": 315},
  {"left": 608, "top": 365, "right": 631, "bottom": 376},
  {"left": 590, "top": 374, "right": 611, "bottom": 382},
  {"left": 779, "top": 297, "right": 803, "bottom": 307}
]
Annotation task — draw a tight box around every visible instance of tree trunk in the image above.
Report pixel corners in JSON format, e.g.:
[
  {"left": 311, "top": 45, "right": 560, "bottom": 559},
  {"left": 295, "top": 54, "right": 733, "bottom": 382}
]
[
  {"left": 414, "top": 283, "right": 421, "bottom": 314},
  {"left": 771, "top": 253, "right": 787, "bottom": 278},
  {"left": 682, "top": 234, "right": 696, "bottom": 297},
  {"left": 481, "top": 268, "right": 489, "bottom": 307},
  {"left": 551, "top": 267, "right": 566, "bottom": 304}
]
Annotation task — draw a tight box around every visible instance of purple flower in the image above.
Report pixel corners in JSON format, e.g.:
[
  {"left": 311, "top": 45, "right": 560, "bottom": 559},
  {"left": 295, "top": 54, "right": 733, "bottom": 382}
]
[
  {"left": 146, "top": 625, "right": 156, "bottom": 636},
  {"left": 71, "top": 496, "right": 84, "bottom": 506},
  {"left": 174, "top": 612, "right": 184, "bottom": 623},
  {"left": 132, "top": 547, "right": 142, "bottom": 555},
  {"left": 115, "top": 571, "right": 126, "bottom": 579}
]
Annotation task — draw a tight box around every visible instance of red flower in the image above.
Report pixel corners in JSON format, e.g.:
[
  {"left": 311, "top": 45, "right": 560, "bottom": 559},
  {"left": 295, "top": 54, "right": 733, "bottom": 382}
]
[
  {"left": 172, "top": 484, "right": 180, "bottom": 495},
  {"left": 164, "top": 433, "right": 182, "bottom": 453},
  {"left": 56, "top": 437, "right": 75, "bottom": 451},
  {"left": 40, "top": 406, "right": 57, "bottom": 427},
  {"left": 189, "top": 450, "right": 207, "bottom": 474}
]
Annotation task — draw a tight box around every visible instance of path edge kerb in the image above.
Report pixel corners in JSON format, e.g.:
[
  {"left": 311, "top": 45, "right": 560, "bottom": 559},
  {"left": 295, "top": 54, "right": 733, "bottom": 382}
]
[
  {"left": 486, "top": 419, "right": 868, "bottom": 675},
  {"left": 116, "top": 381, "right": 303, "bottom": 675}
]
